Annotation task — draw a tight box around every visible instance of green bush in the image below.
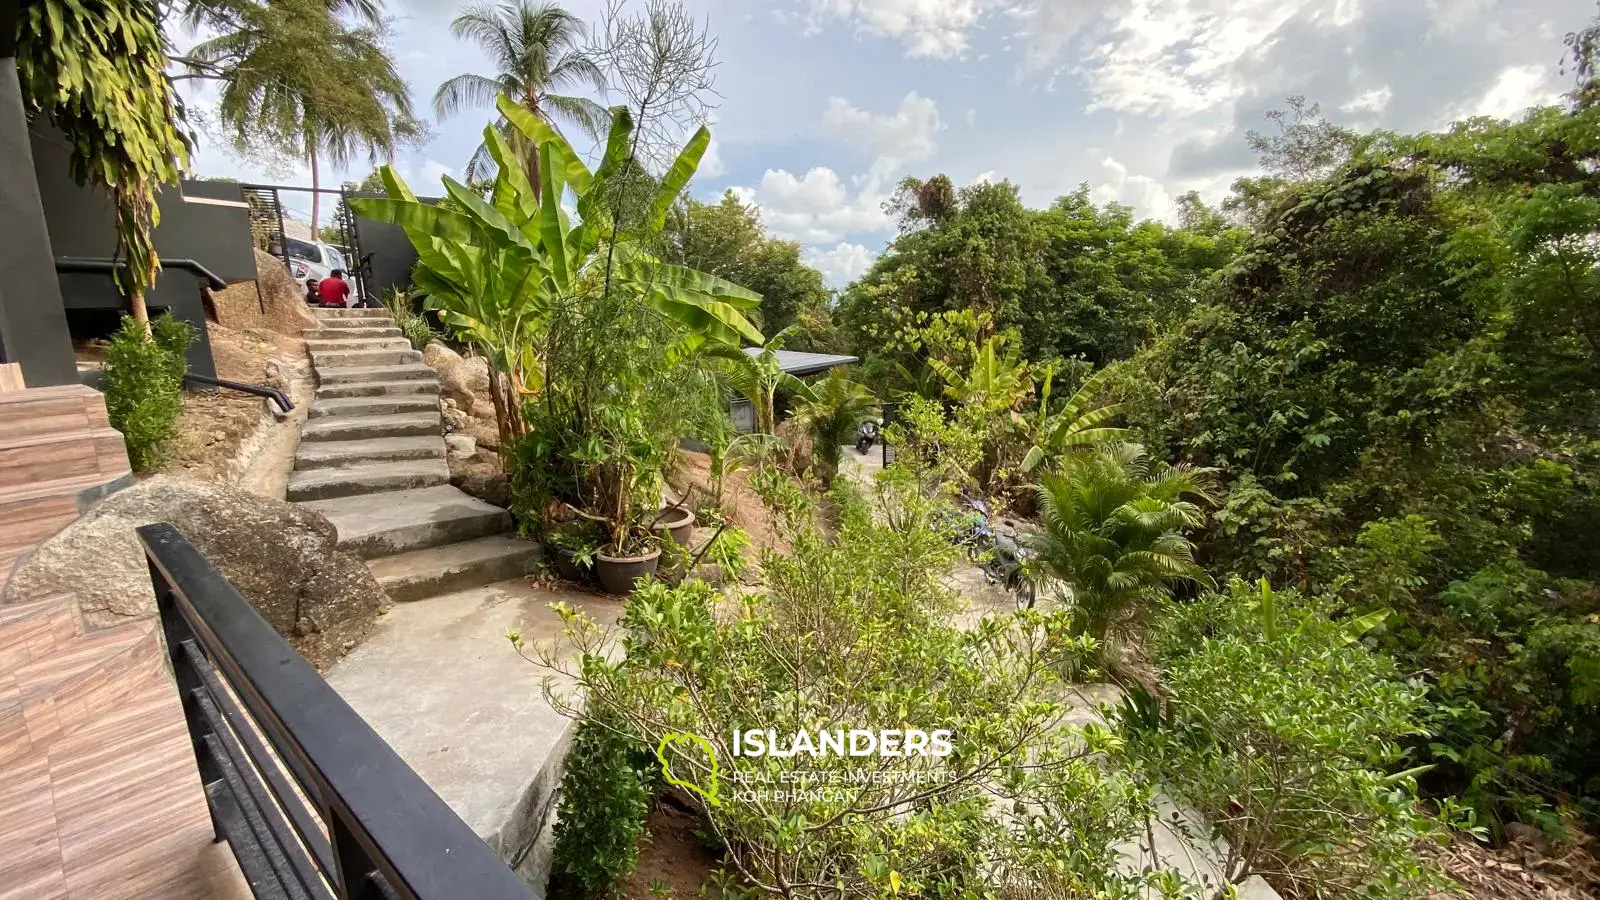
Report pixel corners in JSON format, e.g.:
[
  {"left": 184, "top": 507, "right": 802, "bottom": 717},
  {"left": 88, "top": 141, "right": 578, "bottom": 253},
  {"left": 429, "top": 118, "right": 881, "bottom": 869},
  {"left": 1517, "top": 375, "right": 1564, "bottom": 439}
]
[
  {"left": 103, "top": 314, "right": 193, "bottom": 470},
  {"left": 549, "top": 710, "right": 653, "bottom": 897},
  {"left": 1132, "top": 579, "right": 1450, "bottom": 898},
  {"left": 380, "top": 288, "right": 437, "bottom": 351}
]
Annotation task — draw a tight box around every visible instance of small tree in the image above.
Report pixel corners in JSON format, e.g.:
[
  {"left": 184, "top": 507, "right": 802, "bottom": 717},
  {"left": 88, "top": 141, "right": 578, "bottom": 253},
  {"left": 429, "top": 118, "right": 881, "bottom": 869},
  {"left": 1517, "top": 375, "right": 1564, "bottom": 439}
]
[
  {"left": 786, "top": 368, "right": 877, "bottom": 484},
  {"left": 1024, "top": 443, "right": 1216, "bottom": 645}
]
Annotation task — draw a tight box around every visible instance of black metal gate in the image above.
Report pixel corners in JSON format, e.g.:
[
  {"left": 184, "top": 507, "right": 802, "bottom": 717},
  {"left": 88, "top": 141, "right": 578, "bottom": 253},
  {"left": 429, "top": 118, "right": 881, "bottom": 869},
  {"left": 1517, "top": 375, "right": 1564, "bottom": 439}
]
[
  {"left": 238, "top": 183, "right": 369, "bottom": 303},
  {"left": 880, "top": 401, "right": 899, "bottom": 469}
]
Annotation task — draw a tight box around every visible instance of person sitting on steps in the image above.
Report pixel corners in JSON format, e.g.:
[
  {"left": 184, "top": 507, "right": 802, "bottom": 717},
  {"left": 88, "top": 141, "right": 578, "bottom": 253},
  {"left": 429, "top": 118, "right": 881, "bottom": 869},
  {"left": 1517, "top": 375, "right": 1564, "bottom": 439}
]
[{"left": 316, "top": 269, "right": 352, "bottom": 308}]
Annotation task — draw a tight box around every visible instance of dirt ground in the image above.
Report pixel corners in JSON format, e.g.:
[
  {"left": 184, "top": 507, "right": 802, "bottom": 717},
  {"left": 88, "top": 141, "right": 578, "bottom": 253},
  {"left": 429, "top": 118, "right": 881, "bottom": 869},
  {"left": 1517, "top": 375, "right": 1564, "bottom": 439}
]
[
  {"left": 1429, "top": 830, "right": 1600, "bottom": 899},
  {"left": 158, "top": 324, "right": 305, "bottom": 483},
  {"left": 620, "top": 798, "right": 723, "bottom": 900},
  {"left": 667, "top": 450, "right": 791, "bottom": 559}
]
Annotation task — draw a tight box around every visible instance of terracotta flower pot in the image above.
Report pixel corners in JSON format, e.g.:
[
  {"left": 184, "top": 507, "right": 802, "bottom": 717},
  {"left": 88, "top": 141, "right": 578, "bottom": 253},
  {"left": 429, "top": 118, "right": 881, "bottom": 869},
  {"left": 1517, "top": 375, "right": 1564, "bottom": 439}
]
[{"left": 595, "top": 546, "right": 661, "bottom": 595}]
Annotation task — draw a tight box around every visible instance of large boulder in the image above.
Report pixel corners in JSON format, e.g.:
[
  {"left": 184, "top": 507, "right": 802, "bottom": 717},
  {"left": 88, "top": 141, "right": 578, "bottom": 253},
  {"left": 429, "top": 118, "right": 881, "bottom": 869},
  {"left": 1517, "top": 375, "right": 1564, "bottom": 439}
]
[
  {"left": 2, "top": 476, "right": 384, "bottom": 670},
  {"left": 422, "top": 342, "right": 493, "bottom": 408}
]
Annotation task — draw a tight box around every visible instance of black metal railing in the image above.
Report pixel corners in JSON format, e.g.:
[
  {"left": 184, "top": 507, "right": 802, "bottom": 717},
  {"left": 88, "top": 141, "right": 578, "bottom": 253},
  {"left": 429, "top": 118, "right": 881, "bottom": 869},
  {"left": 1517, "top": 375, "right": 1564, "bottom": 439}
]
[
  {"left": 184, "top": 372, "right": 294, "bottom": 415},
  {"left": 138, "top": 524, "right": 538, "bottom": 900},
  {"left": 56, "top": 255, "right": 229, "bottom": 291}
]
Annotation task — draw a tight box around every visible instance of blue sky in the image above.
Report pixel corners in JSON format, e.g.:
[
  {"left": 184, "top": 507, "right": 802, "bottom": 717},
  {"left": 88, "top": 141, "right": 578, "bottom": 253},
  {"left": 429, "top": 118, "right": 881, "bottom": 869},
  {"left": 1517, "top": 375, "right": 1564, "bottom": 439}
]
[{"left": 180, "top": 0, "right": 1598, "bottom": 285}]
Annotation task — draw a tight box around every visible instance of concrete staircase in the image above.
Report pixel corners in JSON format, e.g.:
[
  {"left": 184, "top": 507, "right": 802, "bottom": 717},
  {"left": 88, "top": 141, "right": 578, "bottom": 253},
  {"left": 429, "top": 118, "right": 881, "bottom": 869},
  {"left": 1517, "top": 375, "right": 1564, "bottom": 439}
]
[{"left": 292, "top": 308, "right": 538, "bottom": 603}]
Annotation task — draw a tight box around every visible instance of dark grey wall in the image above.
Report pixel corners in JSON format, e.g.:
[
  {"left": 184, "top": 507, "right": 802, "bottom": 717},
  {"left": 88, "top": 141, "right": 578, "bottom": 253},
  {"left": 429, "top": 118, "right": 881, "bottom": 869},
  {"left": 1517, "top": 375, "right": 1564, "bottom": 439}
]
[
  {"left": 0, "top": 60, "right": 77, "bottom": 387},
  {"left": 31, "top": 127, "right": 258, "bottom": 286},
  {"left": 349, "top": 191, "right": 436, "bottom": 300}
]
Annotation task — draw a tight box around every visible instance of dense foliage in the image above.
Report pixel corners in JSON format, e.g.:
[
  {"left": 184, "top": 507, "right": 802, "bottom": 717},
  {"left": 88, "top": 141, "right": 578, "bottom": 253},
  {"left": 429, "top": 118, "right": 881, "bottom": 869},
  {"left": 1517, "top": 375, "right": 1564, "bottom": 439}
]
[
  {"left": 15, "top": 0, "right": 190, "bottom": 322},
  {"left": 103, "top": 314, "right": 194, "bottom": 470},
  {"left": 837, "top": 180, "right": 1243, "bottom": 387},
  {"left": 1099, "top": 93, "right": 1600, "bottom": 832}
]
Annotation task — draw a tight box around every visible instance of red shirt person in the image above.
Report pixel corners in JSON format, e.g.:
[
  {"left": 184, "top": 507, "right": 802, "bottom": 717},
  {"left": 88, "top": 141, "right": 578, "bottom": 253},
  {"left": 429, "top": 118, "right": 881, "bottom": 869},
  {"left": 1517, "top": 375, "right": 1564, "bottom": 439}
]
[{"left": 316, "top": 270, "right": 352, "bottom": 306}]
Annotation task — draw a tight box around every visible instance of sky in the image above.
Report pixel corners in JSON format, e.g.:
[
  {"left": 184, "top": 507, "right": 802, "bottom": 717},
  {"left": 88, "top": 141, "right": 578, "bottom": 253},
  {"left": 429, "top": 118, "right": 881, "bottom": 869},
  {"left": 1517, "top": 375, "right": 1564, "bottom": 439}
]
[{"left": 178, "top": 0, "right": 1599, "bottom": 286}]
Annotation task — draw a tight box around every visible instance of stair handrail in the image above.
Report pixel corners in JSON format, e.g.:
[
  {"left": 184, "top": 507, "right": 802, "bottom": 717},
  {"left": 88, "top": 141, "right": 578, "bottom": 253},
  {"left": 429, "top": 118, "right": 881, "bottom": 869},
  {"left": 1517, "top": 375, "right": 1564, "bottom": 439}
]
[
  {"left": 55, "top": 255, "right": 229, "bottom": 291},
  {"left": 137, "top": 523, "right": 538, "bottom": 900}
]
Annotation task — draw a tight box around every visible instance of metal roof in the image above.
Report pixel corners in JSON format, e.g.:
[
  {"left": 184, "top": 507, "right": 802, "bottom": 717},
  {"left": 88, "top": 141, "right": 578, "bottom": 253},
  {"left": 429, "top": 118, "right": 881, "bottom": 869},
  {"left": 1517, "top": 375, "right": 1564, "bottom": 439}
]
[{"left": 745, "top": 348, "right": 859, "bottom": 376}]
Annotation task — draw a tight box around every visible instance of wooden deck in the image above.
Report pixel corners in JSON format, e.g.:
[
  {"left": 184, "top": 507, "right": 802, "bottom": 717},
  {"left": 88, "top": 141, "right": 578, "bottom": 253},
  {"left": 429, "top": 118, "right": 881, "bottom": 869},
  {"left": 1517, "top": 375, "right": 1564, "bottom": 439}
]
[{"left": 0, "top": 597, "right": 236, "bottom": 899}]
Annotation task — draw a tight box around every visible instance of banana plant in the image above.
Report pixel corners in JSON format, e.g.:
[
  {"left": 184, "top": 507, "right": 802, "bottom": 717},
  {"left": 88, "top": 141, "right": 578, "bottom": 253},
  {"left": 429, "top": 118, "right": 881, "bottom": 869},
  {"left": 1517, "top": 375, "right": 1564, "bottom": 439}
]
[
  {"left": 1016, "top": 364, "right": 1130, "bottom": 473},
  {"left": 691, "top": 326, "right": 816, "bottom": 437},
  {"left": 350, "top": 93, "right": 764, "bottom": 400},
  {"left": 925, "top": 335, "right": 1033, "bottom": 414}
]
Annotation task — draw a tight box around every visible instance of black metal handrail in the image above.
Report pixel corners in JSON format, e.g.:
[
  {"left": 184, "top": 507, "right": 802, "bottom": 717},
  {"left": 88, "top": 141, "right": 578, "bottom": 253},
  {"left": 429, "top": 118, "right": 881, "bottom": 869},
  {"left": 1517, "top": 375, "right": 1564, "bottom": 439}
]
[
  {"left": 137, "top": 524, "right": 538, "bottom": 900},
  {"left": 185, "top": 372, "right": 294, "bottom": 415},
  {"left": 56, "top": 255, "right": 229, "bottom": 290}
]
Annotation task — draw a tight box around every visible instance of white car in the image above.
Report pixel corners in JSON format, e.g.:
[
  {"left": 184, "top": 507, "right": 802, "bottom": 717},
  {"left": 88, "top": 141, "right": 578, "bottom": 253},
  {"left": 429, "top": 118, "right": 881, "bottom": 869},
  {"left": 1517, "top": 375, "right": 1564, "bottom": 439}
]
[{"left": 284, "top": 238, "right": 354, "bottom": 305}]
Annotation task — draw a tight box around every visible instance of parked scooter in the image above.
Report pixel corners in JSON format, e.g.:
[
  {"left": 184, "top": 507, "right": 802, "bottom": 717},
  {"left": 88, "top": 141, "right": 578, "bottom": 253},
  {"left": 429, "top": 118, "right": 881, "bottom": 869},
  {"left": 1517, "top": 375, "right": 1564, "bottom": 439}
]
[
  {"left": 855, "top": 419, "right": 880, "bottom": 455},
  {"left": 955, "top": 498, "right": 1036, "bottom": 608}
]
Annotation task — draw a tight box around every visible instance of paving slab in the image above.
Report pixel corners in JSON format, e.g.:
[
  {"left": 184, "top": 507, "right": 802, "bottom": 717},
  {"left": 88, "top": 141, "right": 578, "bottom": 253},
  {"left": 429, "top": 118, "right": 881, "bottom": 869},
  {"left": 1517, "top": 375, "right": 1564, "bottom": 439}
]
[
  {"left": 301, "top": 412, "right": 440, "bottom": 442},
  {"left": 315, "top": 364, "right": 436, "bottom": 385},
  {"left": 369, "top": 536, "right": 542, "bottom": 602},
  {"left": 327, "top": 580, "right": 624, "bottom": 876},
  {"left": 314, "top": 379, "right": 440, "bottom": 400},
  {"left": 307, "top": 396, "right": 440, "bottom": 420}
]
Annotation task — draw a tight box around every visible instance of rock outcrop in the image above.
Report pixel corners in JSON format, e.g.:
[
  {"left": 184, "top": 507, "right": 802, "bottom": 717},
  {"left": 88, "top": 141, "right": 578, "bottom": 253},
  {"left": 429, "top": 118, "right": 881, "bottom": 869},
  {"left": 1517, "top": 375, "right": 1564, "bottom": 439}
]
[{"left": 3, "top": 475, "right": 385, "bottom": 669}]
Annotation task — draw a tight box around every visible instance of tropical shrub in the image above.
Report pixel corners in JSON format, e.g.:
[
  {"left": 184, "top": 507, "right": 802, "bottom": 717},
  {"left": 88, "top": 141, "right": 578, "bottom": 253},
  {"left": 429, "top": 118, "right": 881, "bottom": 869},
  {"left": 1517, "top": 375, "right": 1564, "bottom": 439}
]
[
  {"left": 380, "top": 288, "right": 437, "bottom": 351},
  {"left": 785, "top": 368, "right": 876, "bottom": 484},
  {"left": 1130, "top": 580, "right": 1449, "bottom": 898},
  {"left": 518, "top": 471, "right": 1167, "bottom": 899},
  {"left": 104, "top": 314, "right": 194, "bottom": 470},
  {"left": 1023, "top": 443, "right": 1216, "bottom": 646},
  {"left": 548, "top": 710, "right": 654, "bottom": 897}
]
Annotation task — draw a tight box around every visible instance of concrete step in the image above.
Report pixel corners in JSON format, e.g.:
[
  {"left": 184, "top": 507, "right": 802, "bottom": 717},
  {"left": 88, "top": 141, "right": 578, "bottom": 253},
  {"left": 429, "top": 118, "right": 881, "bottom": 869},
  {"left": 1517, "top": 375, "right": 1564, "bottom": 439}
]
[
  {"left": 313, "top": 308, "right": 392, "bottom": 319},
  {"left": 316, "top": 363, "right": 436, "bottom": 386},
  {"left": 308, "top": 315, "right": 400, "bottom": 329},
  {"left": 308, "top": 396, "right": 440, "bottom": 420},
  {"left": 304, "top": 326, "right": 403, "bottom": 341},
  {"left": 295, "top": 436, "right": 446, "bottom": 470},
  {"left": 368, "top": 536, "right": 541, "bottom": 603},
  {"left": 311, "top": 348, "right": 423, "bottom": 369},
  {"left": 315, "top": 379, "right": 441, "bottom": 400},
  {"left": 286, "top": 459, "right": 450, "bottom": 501},
  {"left": 301, "top": 412, "right": 440, "bottom": 443},
  {"left": 299, "top": 485, "right": 513, "bottom": 558},
  {"left": 305, "top": 337, "right": 412, "bottom": 352}
]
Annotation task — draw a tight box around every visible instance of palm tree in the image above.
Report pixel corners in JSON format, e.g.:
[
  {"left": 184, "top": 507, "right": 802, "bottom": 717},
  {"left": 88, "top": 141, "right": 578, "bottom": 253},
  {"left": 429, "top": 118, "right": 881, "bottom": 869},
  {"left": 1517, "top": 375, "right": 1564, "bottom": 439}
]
[
  {"left": 701, "top": 327, "right": 813, "bottom": 437},
  {"left": 433, "top": 0, "right": 609, "bottom": 194},
  {"left": 1023, "top": 443, "right": 1216, "bottom": 646},
  {"left": 788, "top": 369, "right": 878, "bottom": 485},
  {"left": 184, "top": 0, "right": 414, "bottom": 232}
]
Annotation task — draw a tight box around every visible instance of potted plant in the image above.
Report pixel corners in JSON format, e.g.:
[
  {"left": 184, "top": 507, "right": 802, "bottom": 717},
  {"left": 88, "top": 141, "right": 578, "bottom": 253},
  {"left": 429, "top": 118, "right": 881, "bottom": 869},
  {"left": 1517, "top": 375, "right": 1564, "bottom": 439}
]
[
  {"left": 545, "top": 527, "right": 601, "bottom": 585},
  {"left": 642, "top": 502, "right": 696, "bottom": 548}
]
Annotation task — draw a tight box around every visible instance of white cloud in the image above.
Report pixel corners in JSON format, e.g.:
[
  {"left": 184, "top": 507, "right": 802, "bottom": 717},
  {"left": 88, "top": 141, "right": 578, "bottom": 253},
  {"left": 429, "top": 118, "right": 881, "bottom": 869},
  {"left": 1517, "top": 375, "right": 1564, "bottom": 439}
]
[
  {"left": 732, "top": 167, "right": 893, "bottom": 244},
  {"left": 801, "top": 0, "right": 1015, "bottom": 58},
  {"left": 1090, "top": 156, "right": 1176, "bottom": 222},
  {"left": 965, "top": 108, "right": 977, "bottom": 127},
  {"left": 822, "top": 92, "right": 944, "bottom": 163},
  {"left": 972, "top": 170, "right": 998, "bottom": 184},
  {"left": 403, "top": 158, "right": 454, "bottom": 190},
  {"left": 1469, "top": 64, "right": 1560, "bottom": 120},
  {"left": 806, "top": 242, "right": 877, "bottom": 284}
]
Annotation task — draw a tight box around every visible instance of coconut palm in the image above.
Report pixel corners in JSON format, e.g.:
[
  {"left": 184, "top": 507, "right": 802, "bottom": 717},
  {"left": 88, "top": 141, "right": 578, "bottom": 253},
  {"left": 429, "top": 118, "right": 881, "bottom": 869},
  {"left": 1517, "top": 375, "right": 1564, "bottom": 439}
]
[
  {"left": 1023, "top": 443, "right": 1216, "bottom": 646},
  {"left": 433, "top": 0, "right": 609, "bottom": 193},
  {"left": 184, "top": 0, "right": 413, "bottom": 232},
  {"left": 788, "top": 369, "right": 878, "bottom": 484}
]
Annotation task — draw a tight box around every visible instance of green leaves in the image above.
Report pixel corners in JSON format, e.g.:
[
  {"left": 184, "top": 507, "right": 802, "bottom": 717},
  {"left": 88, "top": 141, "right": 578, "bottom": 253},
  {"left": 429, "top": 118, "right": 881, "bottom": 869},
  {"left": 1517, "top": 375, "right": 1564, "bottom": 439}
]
[{"left": 647, "top": 125, "right": 710, "bottom": 232}]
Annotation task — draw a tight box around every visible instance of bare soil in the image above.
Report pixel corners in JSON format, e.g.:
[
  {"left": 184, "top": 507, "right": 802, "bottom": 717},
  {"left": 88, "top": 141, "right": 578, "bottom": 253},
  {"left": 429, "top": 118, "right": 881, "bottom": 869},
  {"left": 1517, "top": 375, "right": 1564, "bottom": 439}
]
[
  {"left": 621, "top": 797, "right": 723, "bottom": 900},
  {"left": 667, "top": 450, "right": 791, "bottom": 558},
  {"left": 160, "top": 324, "right": 304, "bottom": 484}
]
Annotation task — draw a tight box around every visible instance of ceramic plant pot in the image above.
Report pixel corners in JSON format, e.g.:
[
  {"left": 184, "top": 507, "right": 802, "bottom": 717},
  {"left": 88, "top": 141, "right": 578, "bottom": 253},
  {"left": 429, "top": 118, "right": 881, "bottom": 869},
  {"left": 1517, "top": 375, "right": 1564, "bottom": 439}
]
[
  {"left": 547, "top": 546, "right": 592, "bottom": 584},
  {"left": 651, "top": 506, "right": 696, "bottom": 548},
  {"left": 594, "top": 546, "right": 662, "bottom": 595}
]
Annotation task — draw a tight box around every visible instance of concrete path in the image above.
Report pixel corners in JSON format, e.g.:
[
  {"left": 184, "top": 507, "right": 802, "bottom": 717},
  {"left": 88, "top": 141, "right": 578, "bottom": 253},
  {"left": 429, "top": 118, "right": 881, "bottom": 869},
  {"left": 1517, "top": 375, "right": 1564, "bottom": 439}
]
[
  {"left": 327, "top": 579, "right": 624, "bottom": 886},
  {"left": 291, "top": 308, "right": 539, "bottom": 602}
]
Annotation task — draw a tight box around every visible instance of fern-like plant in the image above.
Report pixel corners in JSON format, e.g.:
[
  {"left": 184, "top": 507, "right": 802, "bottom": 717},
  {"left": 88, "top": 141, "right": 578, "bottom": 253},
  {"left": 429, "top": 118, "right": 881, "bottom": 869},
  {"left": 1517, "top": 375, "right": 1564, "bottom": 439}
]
[{"left": 1024, "top": 443, "right": 1216, "bottom": 645}]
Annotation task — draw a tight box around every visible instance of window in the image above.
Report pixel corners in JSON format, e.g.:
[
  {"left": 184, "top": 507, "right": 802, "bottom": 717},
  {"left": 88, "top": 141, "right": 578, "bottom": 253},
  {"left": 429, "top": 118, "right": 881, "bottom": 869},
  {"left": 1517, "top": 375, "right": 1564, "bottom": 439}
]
[
  {"left": 284, "top": 237, "right": 320, "bottom": 263},
  {"left": 326, "top": 246, "right": 347, "bottom": 271}
]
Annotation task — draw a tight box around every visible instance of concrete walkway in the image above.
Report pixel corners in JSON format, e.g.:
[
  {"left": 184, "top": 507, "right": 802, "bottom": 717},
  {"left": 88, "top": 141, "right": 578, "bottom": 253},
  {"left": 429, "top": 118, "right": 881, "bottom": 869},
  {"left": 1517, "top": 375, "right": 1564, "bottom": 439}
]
[{"left": 291, "top": 308, "right": 538, "bottom": 602}]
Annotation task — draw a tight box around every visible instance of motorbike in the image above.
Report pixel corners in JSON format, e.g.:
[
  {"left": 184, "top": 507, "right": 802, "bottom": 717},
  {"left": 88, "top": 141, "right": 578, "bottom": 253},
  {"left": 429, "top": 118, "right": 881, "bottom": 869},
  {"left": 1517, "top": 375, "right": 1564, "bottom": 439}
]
[
  {"left": 954, "top": 498, "right": 1037, "bottom": 608},
  {"left": 855, "top": 419, "right": 880, "bottom": 455}
]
